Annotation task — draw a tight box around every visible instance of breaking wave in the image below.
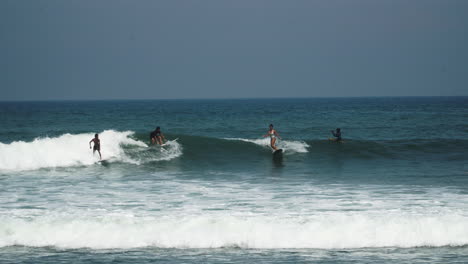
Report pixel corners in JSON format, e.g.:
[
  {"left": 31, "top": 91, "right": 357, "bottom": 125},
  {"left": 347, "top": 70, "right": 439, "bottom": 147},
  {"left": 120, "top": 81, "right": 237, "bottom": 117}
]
[
  {"left": 225, "top": 137, "right": 309, "bottom": 154},
  {"left": 0, "top": 130, "right": 182, "bottom": 171},
  {"left": 1, "top": 213, "right": 467, "bottom": 249}
]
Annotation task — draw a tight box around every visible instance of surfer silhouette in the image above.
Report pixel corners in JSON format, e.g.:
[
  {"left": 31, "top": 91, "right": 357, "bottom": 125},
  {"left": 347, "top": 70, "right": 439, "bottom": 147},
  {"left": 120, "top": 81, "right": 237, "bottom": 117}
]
[
  {"left": 263, "top": 124, "right": 281, "bottom": 151},
  {"left": 150, "top": 127, "right": 165, "bottom": 145},
  {"left": 330, "top": 128, "right": 342, "bottom": 142},
  {"left": 89, "top": 133, "right": 102, "bottom": 160}
]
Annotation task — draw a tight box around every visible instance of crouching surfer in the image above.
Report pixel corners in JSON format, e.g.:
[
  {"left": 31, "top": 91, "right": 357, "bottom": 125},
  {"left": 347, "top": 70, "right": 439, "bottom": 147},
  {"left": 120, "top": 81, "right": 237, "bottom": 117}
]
[
  {"left": 150, "top": 126, "right": 166, "bottom": 145},
  {"left": 330, "top": 128, "right": 342, "bottom": 142},
  {"left": 89, "top": 133, "right": 102, "bottom": 160}
]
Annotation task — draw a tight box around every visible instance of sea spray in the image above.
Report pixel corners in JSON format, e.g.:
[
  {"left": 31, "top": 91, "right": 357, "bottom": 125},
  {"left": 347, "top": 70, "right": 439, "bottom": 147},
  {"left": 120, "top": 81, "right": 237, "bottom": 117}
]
[
  {"left": 0, "top": 130, "right": 182, "bottom": 171},
  {"left": 225, "top": 138, "right": 309, "bottom": 154},
  {"left": 1, "top": 213, "right": 468, "bottom": 249}
]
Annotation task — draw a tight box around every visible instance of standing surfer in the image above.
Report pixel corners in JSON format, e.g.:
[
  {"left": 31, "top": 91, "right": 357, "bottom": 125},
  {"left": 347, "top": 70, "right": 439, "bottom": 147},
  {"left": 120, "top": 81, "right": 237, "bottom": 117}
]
[
  {"left": 150, "top": 127, "right": 166, "bottom": 145},
  {"left": 89, "top": 133, "right": 102, "bottom": 160},
  {"left": 263, "top": 124, "right": 281, "bottom": 151}
]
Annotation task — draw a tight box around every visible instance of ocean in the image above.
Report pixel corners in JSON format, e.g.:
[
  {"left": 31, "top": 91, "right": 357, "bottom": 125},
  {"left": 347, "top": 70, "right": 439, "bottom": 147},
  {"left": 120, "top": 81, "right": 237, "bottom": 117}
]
[{"left": 0, "top": 97, "right": 467, "bottom": 263}]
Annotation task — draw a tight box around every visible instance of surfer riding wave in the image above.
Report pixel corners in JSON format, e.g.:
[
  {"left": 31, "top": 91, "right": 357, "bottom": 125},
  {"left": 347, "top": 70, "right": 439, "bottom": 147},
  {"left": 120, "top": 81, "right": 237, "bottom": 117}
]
[{"left": 263, "top": 124, "right": 281, "bottom": 151}]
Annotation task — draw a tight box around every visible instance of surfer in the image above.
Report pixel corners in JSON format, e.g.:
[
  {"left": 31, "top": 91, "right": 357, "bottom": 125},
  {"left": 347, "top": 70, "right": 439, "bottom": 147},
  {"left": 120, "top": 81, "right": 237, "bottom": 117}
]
[
  {"left": 150, "top": 127, "right": 165, "bottom": 145},
  {"left": 263, "top": 124, "right": 281, "bottom": 150},
  {"left": 89, "top": 133, "right": 102, "bottom": 160},
  {"left": 330, "top": 128, "right": 342, "bottom": 142}
]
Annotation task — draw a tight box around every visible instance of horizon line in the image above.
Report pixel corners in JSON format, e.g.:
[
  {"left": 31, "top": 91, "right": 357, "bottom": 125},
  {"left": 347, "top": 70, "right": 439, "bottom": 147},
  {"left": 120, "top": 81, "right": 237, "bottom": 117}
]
[{"left": 0, "top": 95, "right": 467, "bottom": 103}]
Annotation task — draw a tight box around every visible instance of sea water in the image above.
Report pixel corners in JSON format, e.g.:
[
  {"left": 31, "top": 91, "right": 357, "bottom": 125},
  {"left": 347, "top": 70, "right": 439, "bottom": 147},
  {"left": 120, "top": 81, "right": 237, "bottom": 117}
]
[{"left": 0, "top": 97, "right": 467, "bottom": 263}]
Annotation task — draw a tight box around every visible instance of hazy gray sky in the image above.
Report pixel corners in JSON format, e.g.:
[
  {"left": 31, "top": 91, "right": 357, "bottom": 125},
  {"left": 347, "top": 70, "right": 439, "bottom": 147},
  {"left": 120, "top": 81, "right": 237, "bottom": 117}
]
[{"left": 1, "top": 0, "right": 467, "bottom": 100}]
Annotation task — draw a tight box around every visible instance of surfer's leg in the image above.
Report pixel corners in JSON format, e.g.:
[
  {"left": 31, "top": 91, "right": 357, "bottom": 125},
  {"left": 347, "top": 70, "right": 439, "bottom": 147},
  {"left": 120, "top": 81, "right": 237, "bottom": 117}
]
[{"left": 271, "top": 138, "right": 278, "bottom": 150}]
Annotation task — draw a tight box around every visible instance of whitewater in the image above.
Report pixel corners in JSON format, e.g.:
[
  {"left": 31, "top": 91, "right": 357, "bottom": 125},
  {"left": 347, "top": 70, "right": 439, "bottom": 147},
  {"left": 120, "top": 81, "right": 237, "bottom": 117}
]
[
  {"left": 2, "top": 180, "right": 468, "bottom": 250},
  {"left": 3, "top": 213, "right": 468, "bottom": 249},
  {"left": 0, "top": 130, "right": 182, "bottom": 171}
]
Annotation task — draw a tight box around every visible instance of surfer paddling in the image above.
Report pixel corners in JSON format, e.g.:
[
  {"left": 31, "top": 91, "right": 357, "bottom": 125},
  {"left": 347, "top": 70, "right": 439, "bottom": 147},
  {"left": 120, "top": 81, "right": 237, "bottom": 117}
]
[
  {"left": 150, "top": 127, "right": 166, "bottom": 145},
  {"left": 89, "top": 133, "right": 102, "bottom": 160},
  {"left": 330, "top": 128, "right": 342, "bottom": 142},
  {"left": 263, "top": 124, "right": 281, "bottom": 151}
]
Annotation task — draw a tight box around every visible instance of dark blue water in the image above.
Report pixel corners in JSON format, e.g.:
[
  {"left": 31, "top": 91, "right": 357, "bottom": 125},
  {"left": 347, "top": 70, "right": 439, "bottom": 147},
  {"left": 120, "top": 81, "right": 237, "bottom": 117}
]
[
  {"left": 0, "top": 97, "right": 467, "bottom": 263},
  {"left": 2, "top": 97, "right": 466, "bottom": 141}
]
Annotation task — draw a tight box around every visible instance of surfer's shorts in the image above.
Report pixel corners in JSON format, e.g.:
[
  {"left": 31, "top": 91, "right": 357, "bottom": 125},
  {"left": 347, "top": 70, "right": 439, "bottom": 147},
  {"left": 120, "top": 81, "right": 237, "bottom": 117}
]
[{"left": 93, "top": 145, "right": 100, "bottom": 151}]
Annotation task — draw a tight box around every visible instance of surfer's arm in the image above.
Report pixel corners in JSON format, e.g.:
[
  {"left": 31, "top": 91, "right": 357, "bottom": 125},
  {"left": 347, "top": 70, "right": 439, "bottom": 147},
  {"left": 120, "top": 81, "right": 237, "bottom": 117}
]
[
  {"left": 275, "top": 131, "right": 281, "bottom": 139},
  {"left": 89, "top": 139, "right": 93, "bottom": 148}
]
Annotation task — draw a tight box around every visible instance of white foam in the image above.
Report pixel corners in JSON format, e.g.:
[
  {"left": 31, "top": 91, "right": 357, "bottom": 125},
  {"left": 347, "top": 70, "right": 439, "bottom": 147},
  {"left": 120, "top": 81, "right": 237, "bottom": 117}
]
[
  {"left": 159, "top": 139, "right": 183, "bottom": 161},
  {"left": 0, "top": 130, "right": 148, "bottom": 171},
  {"left": 127, "top": 139, "right": 183, "bottom": 165},
  {"left": 1, "top": 212, "right": 467, "bottom": 249},
  {"left": 226, "top": 138, "right": 309, "bottom": 153}
]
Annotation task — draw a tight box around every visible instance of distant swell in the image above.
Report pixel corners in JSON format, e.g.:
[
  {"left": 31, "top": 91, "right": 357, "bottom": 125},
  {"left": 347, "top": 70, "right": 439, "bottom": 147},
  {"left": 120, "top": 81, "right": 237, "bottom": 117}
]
[
  {"left": 1, "top": 213, "right": 468, "bottom": 249},
  {"left": 303, "top": 138, "right": 468, "bottom": 160},
  {"left": 182, "top": 136, "right": 466, "bottom": 161},
  {"left": 0, "top": 130, "right": 182, "bottom": 171}
]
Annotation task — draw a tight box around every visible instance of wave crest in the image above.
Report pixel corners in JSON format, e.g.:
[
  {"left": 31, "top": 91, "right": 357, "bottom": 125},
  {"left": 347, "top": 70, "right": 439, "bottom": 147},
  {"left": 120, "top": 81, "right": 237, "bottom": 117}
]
[
  {"left": 225, "top": 138, "right": 309, "bottom": 153},
  {"left": 1, "top": 213, "right": 467, "bottom": 249},
  {"left": 0, "top": 130, "right": 182, "bottom": 171}
]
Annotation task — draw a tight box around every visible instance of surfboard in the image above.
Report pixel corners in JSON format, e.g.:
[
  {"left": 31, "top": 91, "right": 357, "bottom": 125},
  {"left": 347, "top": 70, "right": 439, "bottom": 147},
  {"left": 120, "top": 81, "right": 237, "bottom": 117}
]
[
  {"left": 97, "top": 159, "right": 109, "bottom": 166},
  {"left": 161, "top": 138, "right": 179, "bottom": 147},
  {"left": 273, "top": 149, "right": 283, "bottom": 155}
]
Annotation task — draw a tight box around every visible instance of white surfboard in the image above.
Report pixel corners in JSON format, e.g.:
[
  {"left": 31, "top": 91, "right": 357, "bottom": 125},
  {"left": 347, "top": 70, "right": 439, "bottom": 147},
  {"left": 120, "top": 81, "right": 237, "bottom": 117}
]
[{"left": 161, "top": 138, "right": 179, "bottom": 147}]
